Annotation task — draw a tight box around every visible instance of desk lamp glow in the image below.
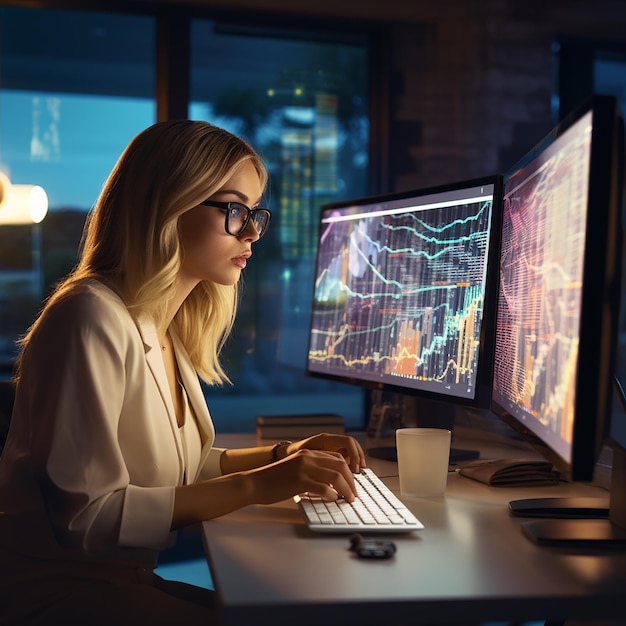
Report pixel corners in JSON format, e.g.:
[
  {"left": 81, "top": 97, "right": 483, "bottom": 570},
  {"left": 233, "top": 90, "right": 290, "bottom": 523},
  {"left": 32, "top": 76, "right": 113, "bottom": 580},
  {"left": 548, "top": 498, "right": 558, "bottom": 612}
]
[{"left": 0, "top": 171, "right": 48, "bottom": 225}]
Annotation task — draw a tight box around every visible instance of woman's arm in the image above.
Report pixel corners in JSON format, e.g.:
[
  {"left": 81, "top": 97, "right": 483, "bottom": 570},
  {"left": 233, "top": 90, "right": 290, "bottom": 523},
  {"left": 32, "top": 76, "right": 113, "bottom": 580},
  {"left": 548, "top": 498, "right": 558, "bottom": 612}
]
[
  {"left": 173, "top": 433, "right": 367, "bottom": 530},
  {"left": 219, "top": 433, "right": 366, "bottom": 474},
  {"left": 172, "top": 446, "right": 361, "bottom": 530},
  {"left": 219, "top": 442, "right": 287, "bottom": 472}
]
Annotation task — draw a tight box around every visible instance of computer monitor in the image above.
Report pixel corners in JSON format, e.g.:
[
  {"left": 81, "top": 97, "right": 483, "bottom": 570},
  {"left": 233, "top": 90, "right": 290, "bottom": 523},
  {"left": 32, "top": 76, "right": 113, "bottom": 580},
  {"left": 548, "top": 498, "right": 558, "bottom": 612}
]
[
  {"left": 491, "top": 94, "right": 626, "bottom": 546},
  {"left": 305, "top": 175, "right": 503, "bottom": 460}
]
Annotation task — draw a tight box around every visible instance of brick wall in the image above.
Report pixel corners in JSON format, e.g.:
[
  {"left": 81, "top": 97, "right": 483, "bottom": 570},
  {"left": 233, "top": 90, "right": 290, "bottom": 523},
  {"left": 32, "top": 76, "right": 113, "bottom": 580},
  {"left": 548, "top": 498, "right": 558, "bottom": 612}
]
[{"left": 384, "top": 1, "right": 626, "bottom": 192}]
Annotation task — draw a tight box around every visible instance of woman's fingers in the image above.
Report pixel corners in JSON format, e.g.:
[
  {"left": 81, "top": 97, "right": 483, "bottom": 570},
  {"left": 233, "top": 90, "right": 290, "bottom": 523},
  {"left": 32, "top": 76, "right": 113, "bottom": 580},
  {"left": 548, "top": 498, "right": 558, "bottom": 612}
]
[
  {"left": 252, "top": 447, "right": 359, "bottom": 505},
  {"left": 294, "top": 434, "right": 367, "bottom": 473},
  {"left": 293, "top": 449, "right": 358, "bottom": 501}
]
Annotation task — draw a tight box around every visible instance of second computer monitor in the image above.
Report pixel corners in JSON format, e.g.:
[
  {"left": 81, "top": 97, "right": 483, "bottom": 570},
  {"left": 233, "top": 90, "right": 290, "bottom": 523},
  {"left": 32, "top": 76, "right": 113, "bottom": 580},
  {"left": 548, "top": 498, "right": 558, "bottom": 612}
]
[
  {"left": 491, "top": 94, "right": 623, "bottom": 482},
  {"left": 306, "top": 175, "right": 503, "bottom": 408}
]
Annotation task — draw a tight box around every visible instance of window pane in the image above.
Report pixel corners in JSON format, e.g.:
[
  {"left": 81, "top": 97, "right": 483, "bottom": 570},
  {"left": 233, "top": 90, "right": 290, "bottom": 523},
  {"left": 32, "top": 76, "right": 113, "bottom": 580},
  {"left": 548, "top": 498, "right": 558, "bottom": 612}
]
[
  {"left": 190, "top": 21, "right": 369, "bottom": 430},
  {"left": 594, "top": 57, "right": 626, "bottom": 118},
  {"left": 0, "top": 6, "right": 155, "bottom": 372}
]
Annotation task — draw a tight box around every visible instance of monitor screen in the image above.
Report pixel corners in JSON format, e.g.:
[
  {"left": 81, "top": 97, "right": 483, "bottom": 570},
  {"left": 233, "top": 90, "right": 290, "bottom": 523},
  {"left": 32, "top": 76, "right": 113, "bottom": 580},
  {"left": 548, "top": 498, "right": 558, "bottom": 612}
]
[
  {"left": 491, "top": 94, "right": 623, "bottom": 482},
  {"left": 306, "top": 175, "right": 503, "bottom": 409}
]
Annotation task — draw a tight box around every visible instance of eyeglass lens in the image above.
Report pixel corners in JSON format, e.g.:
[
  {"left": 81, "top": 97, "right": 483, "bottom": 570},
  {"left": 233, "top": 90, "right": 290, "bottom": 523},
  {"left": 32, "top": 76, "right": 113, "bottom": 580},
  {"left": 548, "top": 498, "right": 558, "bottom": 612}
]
[{"left": 228, "top": 203, "right": 270, "bottom": 237}]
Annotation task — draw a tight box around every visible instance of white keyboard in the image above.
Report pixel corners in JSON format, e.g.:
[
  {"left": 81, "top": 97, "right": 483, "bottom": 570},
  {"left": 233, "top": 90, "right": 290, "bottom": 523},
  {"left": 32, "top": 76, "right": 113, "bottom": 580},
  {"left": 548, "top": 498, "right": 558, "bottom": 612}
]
[{"left": 294, "top": 467, "right": 424, "bottom": 533}]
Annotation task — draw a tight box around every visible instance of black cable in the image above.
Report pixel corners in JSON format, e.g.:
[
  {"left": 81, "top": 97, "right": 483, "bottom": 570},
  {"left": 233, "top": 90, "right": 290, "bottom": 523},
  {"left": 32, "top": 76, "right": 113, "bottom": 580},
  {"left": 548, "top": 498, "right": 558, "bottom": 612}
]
[{"left": 614, "top": 373, "right": 626, "bottom": 414}]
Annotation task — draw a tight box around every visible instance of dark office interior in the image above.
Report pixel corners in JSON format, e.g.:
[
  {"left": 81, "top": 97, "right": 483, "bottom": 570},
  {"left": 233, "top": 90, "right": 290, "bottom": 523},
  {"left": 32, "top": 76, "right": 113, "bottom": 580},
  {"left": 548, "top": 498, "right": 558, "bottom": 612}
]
[
  {"left": 2, "top": 0, "right": 626, "bottom": 426},
  {"left": 2, "top": 0, "right": 626, "bottom": 615}
]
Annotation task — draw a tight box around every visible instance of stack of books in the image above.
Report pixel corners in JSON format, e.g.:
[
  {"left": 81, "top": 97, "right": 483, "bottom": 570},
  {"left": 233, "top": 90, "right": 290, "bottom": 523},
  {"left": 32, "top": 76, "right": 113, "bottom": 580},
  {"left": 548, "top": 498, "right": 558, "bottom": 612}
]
[{"left": 256, "top": 414, "right": 346, "bottom": 440}]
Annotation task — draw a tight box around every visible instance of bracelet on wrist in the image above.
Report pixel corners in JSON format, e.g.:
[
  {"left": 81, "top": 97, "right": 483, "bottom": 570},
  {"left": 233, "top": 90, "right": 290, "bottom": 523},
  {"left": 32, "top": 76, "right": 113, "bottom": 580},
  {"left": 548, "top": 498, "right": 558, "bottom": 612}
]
[{"left": 270, "top": 440, "right": 292, "bottom": 463}]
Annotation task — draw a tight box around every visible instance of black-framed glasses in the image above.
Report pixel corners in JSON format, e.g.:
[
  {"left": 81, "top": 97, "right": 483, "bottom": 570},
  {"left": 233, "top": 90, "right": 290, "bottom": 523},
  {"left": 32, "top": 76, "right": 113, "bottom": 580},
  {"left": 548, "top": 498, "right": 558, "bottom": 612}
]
[{"left": 200, "top": 200, "right": 272, "bottom": 239}]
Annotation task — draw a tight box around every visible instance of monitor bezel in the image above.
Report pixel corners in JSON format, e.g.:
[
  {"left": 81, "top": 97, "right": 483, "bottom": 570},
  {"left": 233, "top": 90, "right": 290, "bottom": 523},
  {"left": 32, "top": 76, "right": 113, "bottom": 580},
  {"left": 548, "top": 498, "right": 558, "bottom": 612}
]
[
  {"left": 305, "top": 174, "right": 504, "bottom": 410},
  {"left": 490, "top": 94, "right": 623, "bottom": 481}
]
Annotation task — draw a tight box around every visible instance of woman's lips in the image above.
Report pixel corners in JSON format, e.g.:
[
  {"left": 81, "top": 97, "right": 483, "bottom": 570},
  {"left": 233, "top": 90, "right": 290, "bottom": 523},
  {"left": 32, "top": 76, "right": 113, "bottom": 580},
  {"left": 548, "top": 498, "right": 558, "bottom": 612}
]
[{"left": 232, "top": 252, "right": 251, "bottom": 269}]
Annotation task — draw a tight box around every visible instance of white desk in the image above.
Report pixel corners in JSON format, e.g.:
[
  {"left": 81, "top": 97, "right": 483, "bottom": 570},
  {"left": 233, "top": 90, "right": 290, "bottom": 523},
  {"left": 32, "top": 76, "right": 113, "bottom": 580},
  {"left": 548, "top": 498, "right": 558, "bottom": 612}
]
[{"left": 202, "top": 431, "right": 626, "bottom": 625}]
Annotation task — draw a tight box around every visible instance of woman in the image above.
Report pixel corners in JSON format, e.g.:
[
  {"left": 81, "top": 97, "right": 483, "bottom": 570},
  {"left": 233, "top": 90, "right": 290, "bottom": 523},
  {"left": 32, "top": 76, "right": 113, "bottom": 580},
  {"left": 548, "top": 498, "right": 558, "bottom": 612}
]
[{"left": 0, "top": 120, "right": 365, "bottom": 625}]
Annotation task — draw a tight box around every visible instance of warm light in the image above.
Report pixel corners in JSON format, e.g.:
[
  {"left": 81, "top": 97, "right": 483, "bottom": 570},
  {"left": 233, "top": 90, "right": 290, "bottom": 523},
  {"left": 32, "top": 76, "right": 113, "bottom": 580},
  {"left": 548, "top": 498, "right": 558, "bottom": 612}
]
[{"left": 0, "top": 171, "right": 48, "bottom": 224}]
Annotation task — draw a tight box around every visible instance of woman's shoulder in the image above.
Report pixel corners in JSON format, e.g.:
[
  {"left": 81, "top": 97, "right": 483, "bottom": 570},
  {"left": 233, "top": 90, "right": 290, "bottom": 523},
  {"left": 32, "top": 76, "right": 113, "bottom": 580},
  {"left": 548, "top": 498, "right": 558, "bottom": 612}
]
[
  {"left": 42, "top": 279, "right": 134, "bottom": 331},
  {"left": 17, "top": 280, "right": 147, "bottom": 386}
]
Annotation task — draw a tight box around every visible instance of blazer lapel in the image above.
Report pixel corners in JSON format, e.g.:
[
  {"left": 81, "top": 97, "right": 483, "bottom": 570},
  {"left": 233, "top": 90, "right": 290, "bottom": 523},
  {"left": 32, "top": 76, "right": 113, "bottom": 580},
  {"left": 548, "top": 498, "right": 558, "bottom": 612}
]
[
  {"left": 136, "top": 320, "right": 215, "bottom": 485},
  {"left": 136, "top": 318, "right": 183, "bottom": 446},
  {"left": 169, "top": 330, "right": 215, "bottom": 447},
  {"left": 169, "top": 330, "right": 216, "bottom": 482}
]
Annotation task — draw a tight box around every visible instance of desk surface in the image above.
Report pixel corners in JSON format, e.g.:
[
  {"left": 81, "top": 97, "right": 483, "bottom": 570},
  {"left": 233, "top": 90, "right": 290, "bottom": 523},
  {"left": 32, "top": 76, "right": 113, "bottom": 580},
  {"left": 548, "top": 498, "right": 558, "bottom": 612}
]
[{"left": 202, "top": 430, "right": 626, "bottom": 626}]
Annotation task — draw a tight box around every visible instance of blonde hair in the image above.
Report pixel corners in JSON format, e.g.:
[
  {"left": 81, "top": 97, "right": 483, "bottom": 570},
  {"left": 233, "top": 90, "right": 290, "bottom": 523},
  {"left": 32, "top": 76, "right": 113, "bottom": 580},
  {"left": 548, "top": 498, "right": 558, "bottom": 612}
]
[{"left": 15, "top": 120, "right": 267, "bottom": 385}]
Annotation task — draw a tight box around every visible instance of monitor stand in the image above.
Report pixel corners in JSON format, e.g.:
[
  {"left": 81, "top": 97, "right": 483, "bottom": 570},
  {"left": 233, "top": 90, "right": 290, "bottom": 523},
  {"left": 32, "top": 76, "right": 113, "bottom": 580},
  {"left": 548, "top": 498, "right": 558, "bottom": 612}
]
[
  {"left": 509, "top": 497, "right": 609, "bottom": 519},
  {"left": 366, "top": 393, "right": 480, "bottom": 465},
  {"left": 368, "top": 445, "right": 479, "bottom": 464},
  {"left": 515, "top": 445, "right": 626, "bottom": 548}
]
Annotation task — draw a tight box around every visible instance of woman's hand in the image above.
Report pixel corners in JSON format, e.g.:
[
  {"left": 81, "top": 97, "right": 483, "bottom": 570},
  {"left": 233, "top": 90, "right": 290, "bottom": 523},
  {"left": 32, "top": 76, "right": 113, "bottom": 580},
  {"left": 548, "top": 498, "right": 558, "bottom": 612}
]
[
  {"left": 251, "top": 448, "right": 359, "bottom": 505},
  {"left": 282, "top": 433, "right": 366, "bottom": 474}
]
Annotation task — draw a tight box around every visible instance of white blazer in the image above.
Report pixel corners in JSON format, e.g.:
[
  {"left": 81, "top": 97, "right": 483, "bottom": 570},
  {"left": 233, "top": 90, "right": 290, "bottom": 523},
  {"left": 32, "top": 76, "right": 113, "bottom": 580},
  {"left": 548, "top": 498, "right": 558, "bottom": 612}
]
[{"left": 0, "top": 280, "right": 225, "bottom": 567}]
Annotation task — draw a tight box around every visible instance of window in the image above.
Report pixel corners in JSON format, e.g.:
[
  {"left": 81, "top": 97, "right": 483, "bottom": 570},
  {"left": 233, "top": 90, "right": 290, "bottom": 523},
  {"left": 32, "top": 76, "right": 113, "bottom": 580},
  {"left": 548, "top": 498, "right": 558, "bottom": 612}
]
[
  {"left": 0, "top": 5, "right": 371, "bottom": 431},
  {"left": 0, "top": 5, "right": 155, "bottom": 372},
  {"left": 189, "top": 20, "right": 369, "bottom": 430}
]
